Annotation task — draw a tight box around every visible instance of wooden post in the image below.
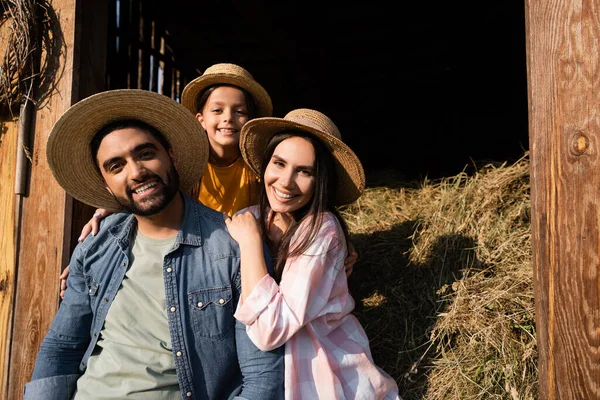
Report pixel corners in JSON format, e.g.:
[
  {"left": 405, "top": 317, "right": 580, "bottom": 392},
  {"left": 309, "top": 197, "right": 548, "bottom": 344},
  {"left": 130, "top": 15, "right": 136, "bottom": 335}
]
[
  {"left": 526, "top": 0, "right": 600, "bottom": 398},
  {"left": 6, "top": 1, "right": 107, "bottom": 399},
  {"left": 0, "top": 119, "right": 18, "bottom": 400}
]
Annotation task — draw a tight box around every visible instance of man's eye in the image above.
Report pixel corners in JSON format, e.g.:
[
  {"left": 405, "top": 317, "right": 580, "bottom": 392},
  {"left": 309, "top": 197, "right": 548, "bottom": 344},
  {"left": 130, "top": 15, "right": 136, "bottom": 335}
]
[
  {"left": 108, "top": 163, "right": 122, "bottom": 173},
  {"left": 139, "top": 151, "right": 154, "bottom": 159}
]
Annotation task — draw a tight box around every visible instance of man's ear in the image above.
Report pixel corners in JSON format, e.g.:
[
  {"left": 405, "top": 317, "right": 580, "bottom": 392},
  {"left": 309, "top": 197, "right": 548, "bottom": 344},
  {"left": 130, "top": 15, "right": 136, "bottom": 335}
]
[
  {"left": 104, "top": 182, "right": 113, "bottom": 196},
  {"left": 169, "top": 148, "right": 176, "bottom": 165}
]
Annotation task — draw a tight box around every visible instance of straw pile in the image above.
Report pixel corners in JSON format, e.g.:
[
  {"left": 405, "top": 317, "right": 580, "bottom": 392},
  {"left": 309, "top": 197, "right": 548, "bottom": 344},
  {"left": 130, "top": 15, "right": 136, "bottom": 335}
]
[{"left": 342, "top": 152, "right": 535, "bottom": 399}]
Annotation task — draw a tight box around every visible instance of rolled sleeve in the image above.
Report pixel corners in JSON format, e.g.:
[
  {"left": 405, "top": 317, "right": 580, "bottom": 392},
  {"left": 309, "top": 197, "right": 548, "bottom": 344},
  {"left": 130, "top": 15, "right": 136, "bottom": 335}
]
[
  {"left": 234, "top": 274, "right": 278, "bottom": 325},
  {"left": 23, "top": 374, "right": 78, "bottom": 400}
]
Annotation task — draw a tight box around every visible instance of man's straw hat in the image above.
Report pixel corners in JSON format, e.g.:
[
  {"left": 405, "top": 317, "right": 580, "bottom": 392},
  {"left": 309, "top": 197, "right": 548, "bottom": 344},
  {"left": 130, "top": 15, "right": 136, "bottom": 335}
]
[
  {"left": 181, "top": 63, "right": 273, "bottom": 117},
  {"left": 46, "top": 89, "right": 209, "bottom": 210},
  {"left": 240, "top": 108, "right": 366, "bottom": 206}
]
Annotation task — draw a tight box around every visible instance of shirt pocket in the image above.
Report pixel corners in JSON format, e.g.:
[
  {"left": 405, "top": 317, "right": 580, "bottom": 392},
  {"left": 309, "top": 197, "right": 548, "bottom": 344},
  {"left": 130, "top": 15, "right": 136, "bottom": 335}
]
[
  {"left": 189, "top": 287, "right": 234, "bottom": 340},
  {"left": 84, "top": 275, "right": 100, "bottom": 306}
]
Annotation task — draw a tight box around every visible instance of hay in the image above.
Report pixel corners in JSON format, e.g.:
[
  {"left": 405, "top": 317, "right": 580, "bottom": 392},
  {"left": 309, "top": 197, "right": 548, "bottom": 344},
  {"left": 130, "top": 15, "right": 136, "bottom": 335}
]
[{"left": 342, "top": 152, "right": 535, "bottom": 399}]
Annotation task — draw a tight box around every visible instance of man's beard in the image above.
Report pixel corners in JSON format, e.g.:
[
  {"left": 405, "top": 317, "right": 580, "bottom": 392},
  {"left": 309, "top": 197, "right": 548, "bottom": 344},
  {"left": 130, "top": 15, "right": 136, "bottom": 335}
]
[{"left": 112, "top": 164, "right": 180, "bottom": 216}]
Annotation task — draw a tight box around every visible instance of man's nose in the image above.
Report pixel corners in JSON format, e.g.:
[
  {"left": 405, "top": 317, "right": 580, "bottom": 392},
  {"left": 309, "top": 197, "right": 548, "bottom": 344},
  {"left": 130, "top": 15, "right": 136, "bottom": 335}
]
[{"left": 129, "top": 161, "right": 147, "bottom": 180}]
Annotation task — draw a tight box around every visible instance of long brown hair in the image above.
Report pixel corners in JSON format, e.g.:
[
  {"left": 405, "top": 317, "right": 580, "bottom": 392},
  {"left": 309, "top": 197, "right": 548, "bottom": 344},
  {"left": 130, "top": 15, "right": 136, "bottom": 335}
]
[{"left": 257, "top": 131, "right": 351, "bottom": 282}]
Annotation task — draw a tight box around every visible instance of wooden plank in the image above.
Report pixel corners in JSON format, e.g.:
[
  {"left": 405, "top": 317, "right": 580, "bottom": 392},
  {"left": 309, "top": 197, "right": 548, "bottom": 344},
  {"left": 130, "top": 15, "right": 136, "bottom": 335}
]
[
  {"left": 8, "top": 0, "right": 78, "bottom": 398},
  {"left": 0, "top": 119, "right": 18, "bottom": 400},
  {"left": 526, "top": 0, "right": 600, "bottom": 398}
]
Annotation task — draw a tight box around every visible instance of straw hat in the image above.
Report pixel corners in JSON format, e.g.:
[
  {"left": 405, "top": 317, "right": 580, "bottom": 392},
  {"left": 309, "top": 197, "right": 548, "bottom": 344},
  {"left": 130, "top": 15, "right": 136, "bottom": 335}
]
[
  {"left": 240, "top": 109, "right": 366, "bottom": 206},
  {"left": 46, "top": 89, "right": 209, "bottom": 210},
  {"left": 181, "top": 63, "right": 273, "bottom": 117}
]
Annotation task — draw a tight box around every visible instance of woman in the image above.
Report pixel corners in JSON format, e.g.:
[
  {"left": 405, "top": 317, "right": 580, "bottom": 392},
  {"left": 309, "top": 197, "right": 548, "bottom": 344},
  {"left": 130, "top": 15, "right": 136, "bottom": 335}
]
[{"left": 225, "top": 109, "right": 400, "bottom": 399}]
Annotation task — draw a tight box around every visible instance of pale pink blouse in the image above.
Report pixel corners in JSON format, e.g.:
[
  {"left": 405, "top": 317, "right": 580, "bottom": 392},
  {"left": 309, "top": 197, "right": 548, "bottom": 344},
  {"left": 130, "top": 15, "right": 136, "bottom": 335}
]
[{"left": 234, "top": 208, "right": 401, "bottom": 400}]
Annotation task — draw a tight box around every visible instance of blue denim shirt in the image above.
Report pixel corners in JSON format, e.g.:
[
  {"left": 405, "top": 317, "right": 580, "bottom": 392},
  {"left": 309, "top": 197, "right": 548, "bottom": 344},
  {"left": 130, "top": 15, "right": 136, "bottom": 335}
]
[{"left": 24, "top": 193, "right": 284, "bottom": 400}]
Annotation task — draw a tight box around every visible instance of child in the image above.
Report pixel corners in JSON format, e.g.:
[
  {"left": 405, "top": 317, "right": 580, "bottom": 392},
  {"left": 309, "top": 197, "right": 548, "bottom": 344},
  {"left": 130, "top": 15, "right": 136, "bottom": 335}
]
[
  {"left": 225, "top": 109, "right": 401, "bottom": 399},
  {"left": 182, "top": 63, "right": 272, "bottom": 215}
]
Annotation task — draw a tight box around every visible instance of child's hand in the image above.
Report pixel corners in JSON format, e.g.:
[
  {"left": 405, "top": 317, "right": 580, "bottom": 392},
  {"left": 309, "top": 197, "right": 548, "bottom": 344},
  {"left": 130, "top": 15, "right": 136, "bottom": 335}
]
[
  {"left": 223, "top": 211, "right": 262, "bottom": 248},
  {"left": 344, "top": 241, "right": 359, "bottom": 278},
  {"left": 59, "top": 265, "right": 70, "bottom": 299},
  {"left": 78, "top": 208, "right": 115, "bottom": 242}
]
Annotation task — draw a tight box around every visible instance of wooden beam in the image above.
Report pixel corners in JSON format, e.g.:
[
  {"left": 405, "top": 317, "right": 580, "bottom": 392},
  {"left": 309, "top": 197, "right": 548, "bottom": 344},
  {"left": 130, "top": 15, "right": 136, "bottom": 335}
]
[
  {"left": 0, "top": 119, "right": 18, "bottom": 400},
  {"left": 526, "top": 0, "right": 600, "bottom": 397}
]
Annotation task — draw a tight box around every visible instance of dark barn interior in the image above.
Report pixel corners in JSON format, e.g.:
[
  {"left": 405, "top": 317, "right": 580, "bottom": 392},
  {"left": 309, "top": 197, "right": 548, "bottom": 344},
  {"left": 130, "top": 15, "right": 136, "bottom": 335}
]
[{"left": 111, "top": 0, "right": 529, "bottom": 183}]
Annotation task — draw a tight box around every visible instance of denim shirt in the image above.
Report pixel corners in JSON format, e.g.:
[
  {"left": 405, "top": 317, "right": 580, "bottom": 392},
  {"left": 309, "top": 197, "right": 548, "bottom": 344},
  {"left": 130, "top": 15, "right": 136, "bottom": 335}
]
[{"left": 24, "top": 193, "right": 284, "bottom": 400}]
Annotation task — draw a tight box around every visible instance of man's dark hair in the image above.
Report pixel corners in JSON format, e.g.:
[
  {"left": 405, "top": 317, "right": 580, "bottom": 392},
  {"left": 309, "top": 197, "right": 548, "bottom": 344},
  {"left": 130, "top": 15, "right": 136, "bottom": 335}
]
[{"left": 90, "top": 119, "right": 171, "bottom": 168}]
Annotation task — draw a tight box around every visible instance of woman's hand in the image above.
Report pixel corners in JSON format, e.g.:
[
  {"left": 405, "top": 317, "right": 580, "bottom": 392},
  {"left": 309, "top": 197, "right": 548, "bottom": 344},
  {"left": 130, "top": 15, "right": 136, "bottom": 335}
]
[
  {"left": 78, "top": 208, "right": 115, "bottom": 242},
  {"left": 224, "top": 211, "right": 262, "bottom": 248}
]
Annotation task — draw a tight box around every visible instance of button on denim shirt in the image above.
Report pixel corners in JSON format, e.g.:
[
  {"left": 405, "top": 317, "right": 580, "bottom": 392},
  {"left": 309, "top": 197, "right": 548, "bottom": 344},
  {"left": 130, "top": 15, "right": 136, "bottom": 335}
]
[{"left": 24, "top": 194, "right": 284, "bottom": 400}]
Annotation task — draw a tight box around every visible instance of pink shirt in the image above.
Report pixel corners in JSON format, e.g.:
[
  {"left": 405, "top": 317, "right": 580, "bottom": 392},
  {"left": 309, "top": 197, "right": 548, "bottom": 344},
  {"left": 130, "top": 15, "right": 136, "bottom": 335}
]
[{"left": 234, "top": 208, "right": 401, "bottom": 400}]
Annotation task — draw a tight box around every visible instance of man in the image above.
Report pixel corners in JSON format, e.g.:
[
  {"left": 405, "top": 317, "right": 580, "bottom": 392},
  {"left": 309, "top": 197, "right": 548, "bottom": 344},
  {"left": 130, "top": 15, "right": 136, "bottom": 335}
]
[{"left": 24, "top": 89, "right": 284, "bottom": 400}]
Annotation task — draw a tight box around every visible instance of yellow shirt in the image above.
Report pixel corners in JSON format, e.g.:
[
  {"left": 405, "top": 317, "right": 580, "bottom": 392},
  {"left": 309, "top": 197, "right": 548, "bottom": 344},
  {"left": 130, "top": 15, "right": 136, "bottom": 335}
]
[{"left": 190, "top": 157, "right": 260, "bottom": 216}]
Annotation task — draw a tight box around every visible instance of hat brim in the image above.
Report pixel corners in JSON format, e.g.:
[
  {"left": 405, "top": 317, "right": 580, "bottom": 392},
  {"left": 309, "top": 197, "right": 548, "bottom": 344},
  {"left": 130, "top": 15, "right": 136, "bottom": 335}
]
[
  {"left": 181, "top": 73, "right": 273, "bottom": 117},
  {"left": 46, "top": 89, "right": 209, "bottom": 210},
  {"left": 240, "top": 118, "right": 365, "bottom": 206}
]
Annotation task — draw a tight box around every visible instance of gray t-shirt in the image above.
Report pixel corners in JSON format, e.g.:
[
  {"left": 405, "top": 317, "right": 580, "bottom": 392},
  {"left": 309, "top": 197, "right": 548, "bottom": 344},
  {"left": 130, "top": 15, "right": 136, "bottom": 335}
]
[{"left": 74, "top": 230, "right": 179, "bottom": 399}]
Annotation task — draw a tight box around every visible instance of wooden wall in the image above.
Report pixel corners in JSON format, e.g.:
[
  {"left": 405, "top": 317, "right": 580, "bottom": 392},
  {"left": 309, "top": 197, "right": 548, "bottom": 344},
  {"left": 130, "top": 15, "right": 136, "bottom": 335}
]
[
  {"left": 526, "top": 0, "right": 600, "bottom": 398},
  {"left": 4, "top": 1, "right": 108, "bottom": 399}
]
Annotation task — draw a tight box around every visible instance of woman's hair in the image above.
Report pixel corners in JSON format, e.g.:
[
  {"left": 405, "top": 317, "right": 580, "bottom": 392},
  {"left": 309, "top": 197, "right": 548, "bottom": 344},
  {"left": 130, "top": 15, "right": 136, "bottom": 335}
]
[
  {"left": 195, "top": 84, "right": 258, "bottom": 119},
  {"left": 258, "top": 131, "right": 351, "bottom": 282}
]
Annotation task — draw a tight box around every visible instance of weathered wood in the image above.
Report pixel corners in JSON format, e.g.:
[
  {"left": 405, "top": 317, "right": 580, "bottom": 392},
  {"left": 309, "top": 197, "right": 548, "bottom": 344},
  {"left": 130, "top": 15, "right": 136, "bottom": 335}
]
[
  {"left": 8, "top": 0, "right": 78, "bottom": 398},
  {"left": 526, "top": 0, "right": 600, "bottom": 398},
  {"left": 0, "top": 119, "right": 18, "bottom": 400}
]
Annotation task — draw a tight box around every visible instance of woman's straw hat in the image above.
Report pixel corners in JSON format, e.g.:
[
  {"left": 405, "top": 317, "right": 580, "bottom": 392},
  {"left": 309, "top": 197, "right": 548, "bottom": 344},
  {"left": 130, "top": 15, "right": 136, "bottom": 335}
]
[
  {"left": 46, "top": 89, "right": 209, "bottom": 210},
  {"left": 240, "top": 108, "right": 366, "bottom": 206},
  {"left": 181, "top": 63, "right": 273, "bottom": 117}
]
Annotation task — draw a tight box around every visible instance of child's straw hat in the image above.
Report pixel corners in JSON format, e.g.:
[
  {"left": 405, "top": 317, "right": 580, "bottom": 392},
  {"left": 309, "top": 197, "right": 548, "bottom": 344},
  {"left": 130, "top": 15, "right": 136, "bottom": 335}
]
[
  {"left": 181, "top": 63, "right": 273, "bottom": 117},
  {"left": 240, "top": 108, "right": 365, "bottom": 206},
  {"left": 46, "top": 89, "right": 208, "bottom": 210}
]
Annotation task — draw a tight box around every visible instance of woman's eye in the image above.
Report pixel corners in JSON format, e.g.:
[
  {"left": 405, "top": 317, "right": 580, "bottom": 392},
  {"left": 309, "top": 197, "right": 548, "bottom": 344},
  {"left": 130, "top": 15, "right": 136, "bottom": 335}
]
[{"left": 299, "top": 169, "right": 312, "bottom": 176}]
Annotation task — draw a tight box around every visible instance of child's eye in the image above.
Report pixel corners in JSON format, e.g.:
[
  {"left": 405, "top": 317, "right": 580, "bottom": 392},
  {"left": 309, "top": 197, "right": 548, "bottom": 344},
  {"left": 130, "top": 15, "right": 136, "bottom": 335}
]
[{"left": 236, "top": 109, "right": 248, "bottom": 116}]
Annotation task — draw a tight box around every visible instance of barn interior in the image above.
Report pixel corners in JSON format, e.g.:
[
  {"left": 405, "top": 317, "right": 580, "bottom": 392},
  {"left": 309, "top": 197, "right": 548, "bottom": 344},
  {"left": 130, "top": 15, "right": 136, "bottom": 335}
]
[{"left": 107, "top": 0, "right": 529, "bottom": 184}]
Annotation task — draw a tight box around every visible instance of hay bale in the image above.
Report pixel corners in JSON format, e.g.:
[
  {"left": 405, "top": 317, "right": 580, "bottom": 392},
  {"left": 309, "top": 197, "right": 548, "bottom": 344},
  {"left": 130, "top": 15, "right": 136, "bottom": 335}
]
[{"left": 342, "top": 152, "right": 535, "bottom": 399}]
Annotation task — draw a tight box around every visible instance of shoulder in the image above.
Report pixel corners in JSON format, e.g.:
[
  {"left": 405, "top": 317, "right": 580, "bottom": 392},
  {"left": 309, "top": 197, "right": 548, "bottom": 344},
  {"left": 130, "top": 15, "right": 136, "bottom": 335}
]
[
  {"left": 187, "top": 200, "right": 240, "bottom": 255},
  {"left": 78, "top": 211, "right": 132, "bottom": 251}
]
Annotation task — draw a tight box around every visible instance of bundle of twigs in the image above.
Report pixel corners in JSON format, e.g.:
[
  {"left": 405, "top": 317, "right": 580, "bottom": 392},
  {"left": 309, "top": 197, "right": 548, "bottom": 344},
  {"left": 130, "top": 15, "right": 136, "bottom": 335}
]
[{"left": 0, "top": 0, "right": 38, "bottom": 113}]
